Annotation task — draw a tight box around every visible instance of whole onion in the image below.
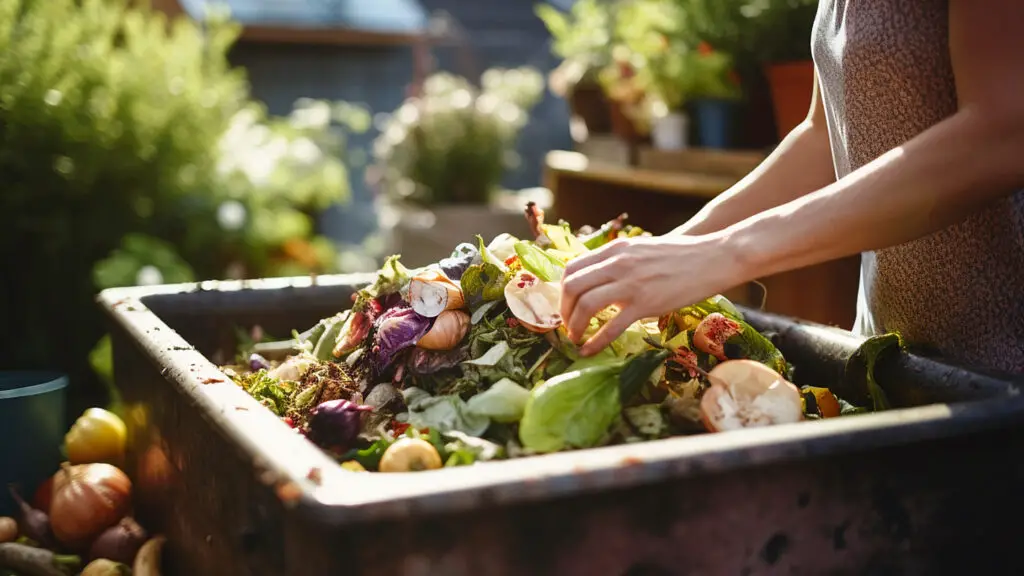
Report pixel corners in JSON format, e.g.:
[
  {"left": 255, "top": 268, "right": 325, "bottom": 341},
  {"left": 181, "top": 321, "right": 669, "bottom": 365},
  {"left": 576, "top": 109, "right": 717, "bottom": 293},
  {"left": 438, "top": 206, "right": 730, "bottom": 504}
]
[
  {"left": 50, "top": 463, "right": 132, "bottom": 549},
  {"left": 306, "top": 400, "right": 373, "bottom": 452},
  {"left": 89, "top": 517, "right": 148, "bottom": 565}
]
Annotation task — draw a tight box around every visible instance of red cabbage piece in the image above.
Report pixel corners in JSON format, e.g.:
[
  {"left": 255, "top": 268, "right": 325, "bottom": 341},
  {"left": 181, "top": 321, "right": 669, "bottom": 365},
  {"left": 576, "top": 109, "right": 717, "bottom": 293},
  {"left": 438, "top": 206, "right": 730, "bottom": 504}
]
[{"left": 372, "top": 305, "right": 433, "bottom": 370}]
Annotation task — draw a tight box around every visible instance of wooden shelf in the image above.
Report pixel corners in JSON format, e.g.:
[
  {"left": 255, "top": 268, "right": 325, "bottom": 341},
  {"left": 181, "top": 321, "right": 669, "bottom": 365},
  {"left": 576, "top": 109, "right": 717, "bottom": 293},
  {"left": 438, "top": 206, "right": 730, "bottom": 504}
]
[{"left": 545, "top": 150, "right": 735, "bottom": 200}]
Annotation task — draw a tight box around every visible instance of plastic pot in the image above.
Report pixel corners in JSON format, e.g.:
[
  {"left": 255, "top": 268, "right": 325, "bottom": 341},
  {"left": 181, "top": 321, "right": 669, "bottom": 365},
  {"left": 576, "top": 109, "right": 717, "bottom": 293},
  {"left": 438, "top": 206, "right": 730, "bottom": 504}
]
[
  {"left": 0, "top": 371, "right": 67, "bottom": 517},
  {"left": 650, "top": 111, "right": 690, "bottom": 150},
  {"left": 690, "top": 98, "right": 739, "bottom": 149}
]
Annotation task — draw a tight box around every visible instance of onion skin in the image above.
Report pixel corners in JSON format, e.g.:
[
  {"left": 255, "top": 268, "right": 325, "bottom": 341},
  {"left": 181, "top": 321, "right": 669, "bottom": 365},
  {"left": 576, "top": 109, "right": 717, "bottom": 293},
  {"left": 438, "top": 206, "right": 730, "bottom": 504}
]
[
  {"left": 416, "top": 310, "right": 470, "bottom": 351},
  {"left": 133, "top": 535, "right": 167, "bottom": 576},
  {"left": 409, "top": 271, "right": 465, "bottom": 318},
  {"left": 82, "top": 558, "right": 131, "bottom": 576},
  {"left": 0, "top": 517, "right": 16, "bottom": 543},
  {"left": 89, "top": 517, "right": 148, "bottom": 565},
  {"left": 50, "top": 464, "right": 132, "bottom": 550}
]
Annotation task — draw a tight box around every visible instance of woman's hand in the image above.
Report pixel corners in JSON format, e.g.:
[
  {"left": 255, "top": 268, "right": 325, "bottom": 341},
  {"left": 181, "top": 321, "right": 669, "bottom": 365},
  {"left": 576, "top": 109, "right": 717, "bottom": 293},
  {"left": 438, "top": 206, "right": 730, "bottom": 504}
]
[{"left": 560, "top": 234, "right": 744, "bottom": 356}]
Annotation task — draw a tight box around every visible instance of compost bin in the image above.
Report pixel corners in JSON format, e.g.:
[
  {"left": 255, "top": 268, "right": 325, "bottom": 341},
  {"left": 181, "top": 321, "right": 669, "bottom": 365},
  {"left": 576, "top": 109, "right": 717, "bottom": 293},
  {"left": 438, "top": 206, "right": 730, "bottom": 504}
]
[{"left": 98, "top": 275, "right": 1024, "bottom": 576}]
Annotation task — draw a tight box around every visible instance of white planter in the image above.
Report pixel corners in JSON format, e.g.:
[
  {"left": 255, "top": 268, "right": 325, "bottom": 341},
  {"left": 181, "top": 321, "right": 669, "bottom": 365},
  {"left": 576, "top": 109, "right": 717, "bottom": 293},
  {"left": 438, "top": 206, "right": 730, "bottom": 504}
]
[
  {"left": 377, "top": 199, "right": 537, "bottom": 269},
  {"left": 651, "top": 111, "right": 690, "bottom": 151}
]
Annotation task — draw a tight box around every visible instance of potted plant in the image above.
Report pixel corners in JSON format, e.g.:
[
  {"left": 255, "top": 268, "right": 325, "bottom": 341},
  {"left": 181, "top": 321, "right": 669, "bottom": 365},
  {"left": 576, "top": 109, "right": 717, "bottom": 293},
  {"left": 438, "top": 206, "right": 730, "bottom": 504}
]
[
  {"left": 535, "top": 0, "right": 615, "bottom": 137},
  {"left": 370, "top": 67, "right": 544, "bottom": 266},
  {"left": 686, "top": 42, "right": 743, "bottom": 149},
  {"left": 607, "top": 0, "right": 699, "bottom": 150},
  {"left": 738, "top": 0, "right": 819, "bottom": 139}
]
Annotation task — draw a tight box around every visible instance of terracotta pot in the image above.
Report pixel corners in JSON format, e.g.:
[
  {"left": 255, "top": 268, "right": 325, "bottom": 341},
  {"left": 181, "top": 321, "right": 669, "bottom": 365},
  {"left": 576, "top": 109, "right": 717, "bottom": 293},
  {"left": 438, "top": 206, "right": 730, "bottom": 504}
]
[
  {"left": 568, "top": 82, "right": 612, "bottom": 135},
  {"left": 764, "top": 60, "right": 815, "bottom": 140},
  {"left": 608, "top": 99, "right": 648, "bottom": 145}
]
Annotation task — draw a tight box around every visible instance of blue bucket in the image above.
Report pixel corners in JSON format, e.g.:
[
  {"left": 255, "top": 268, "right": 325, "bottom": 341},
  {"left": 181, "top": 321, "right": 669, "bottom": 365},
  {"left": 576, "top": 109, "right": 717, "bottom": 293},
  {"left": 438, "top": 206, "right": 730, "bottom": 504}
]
[
  {"left": 691, "top": 98, "right": 739, "bottom": 149},
  {"left": 0, "top": 372, "right": 68, "bottom": 517}
]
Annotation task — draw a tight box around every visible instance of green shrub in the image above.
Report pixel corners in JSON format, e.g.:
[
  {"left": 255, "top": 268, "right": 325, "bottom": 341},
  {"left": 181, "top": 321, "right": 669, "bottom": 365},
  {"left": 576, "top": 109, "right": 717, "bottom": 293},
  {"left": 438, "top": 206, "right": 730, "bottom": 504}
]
[
  {"left": 371, "top": 67, "right": 544, "bottom": 207},
  {"left": 0, "top": 0, "right": 360, "bottom": 411}
]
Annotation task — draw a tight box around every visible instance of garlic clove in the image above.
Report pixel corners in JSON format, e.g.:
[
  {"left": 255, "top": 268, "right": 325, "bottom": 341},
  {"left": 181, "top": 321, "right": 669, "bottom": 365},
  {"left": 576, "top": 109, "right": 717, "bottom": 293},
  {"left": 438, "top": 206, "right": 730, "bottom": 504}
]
[
  {"left": 504, "top": 270, "right": 562, "bottom": 333},
  {"left": 700, "top": 359, "right": 802, "bottom": 432},
  {"left": 416, "top": 310, "right": 470, "bottom": 351}
]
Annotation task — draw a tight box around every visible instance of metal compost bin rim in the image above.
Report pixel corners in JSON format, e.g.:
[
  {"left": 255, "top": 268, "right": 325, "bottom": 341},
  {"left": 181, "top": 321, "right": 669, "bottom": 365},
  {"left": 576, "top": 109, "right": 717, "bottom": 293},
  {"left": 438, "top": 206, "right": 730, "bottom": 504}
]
[{"left": 97, "top": 274, "right": 1024, "bottom": 528}]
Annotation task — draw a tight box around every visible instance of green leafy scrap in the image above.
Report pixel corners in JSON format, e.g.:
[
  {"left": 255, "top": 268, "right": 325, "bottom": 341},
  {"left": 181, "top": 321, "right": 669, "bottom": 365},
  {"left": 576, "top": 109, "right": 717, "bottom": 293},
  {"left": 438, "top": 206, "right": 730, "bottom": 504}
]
[{"left": 845, "top": 333, "right": 903, "bottom": 412}]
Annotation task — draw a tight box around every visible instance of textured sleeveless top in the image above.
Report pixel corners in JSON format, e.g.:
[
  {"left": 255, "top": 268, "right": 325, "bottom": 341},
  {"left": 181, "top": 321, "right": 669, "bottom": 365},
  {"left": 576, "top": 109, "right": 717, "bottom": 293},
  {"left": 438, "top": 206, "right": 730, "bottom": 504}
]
[{"left": 811, "top": 0, "right": 1024, "bottom": 374}]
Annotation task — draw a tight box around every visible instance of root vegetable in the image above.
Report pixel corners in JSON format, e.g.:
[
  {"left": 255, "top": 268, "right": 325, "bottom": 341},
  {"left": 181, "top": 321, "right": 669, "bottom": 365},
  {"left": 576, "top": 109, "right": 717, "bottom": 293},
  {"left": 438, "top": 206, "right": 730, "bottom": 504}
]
[
  {"left": 0, "top": 517, "right": 16, "bottom": 543},
  {"left": 89, "top": 517, "right": 148, "bottom": 565},
  {"left": 693, "top": 313, "right": 743, "bottom": 361},
  {"left": 409, "top": 271, "right": 465, "bottom": 318},
  {"left": 416, "top": 310, "right": 470, "bottom": 351},
  {"left": 700, "top": 360, "right": 803, "bottom": 432},
  {"left": 378, "top": 438, "right": 442, "bottom": 473},
  {"left": 33, "top": 477, "right": 54, "bottom": 514},
  {"left": 0, "top": 542, "right": 80, "bottom": 576},
  {"left": 50, "top": 463, "right": 132, "bottom": 549},
  {"left": 65, "top": 408, "right": 127, "bottom": 467},
  {"left": 7, "top": 486, "right": 55, "bottom": 548},
  {"left": 81, "top": 558, "right": 131, "bottom": 576},
  {"left": 133, "top": 535, "right": 167, "bottom": 576}
]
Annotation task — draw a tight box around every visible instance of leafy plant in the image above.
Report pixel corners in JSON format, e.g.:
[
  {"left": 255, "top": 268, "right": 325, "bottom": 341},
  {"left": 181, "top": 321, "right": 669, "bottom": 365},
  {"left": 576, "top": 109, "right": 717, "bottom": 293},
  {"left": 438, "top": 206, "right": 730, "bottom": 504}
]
[
  {"left": 0, "top": 0, "right": 362, "bottom": 413},
  {"left": 370, "top": 67, "right": 544, "bottom": 207},
  {"left": 535, "top": 0, "right": 616, "bottom": 96}
]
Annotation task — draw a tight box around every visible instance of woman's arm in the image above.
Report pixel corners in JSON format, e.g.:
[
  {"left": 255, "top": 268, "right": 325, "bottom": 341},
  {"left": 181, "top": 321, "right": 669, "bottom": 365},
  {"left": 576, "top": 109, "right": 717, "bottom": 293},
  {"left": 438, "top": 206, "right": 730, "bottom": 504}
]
[
  {"left": 669, "top": 73, "right": 836, "bottom": 236},
  {"left": 561, "top": 0, "right": 1024, "bottom": 355},
  {"left": 724, "top": 1, "right": 1024, "bottom": 281}
]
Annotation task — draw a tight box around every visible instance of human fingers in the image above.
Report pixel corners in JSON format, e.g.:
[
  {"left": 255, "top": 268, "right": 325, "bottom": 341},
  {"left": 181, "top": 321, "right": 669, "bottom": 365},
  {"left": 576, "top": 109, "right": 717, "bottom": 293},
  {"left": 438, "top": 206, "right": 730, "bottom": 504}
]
[
  {"left": 564, "top": 238, "right": 628, "bottom": 277},
  {"left": 560, "top": 259, "right": 621, "bottom": 334},
  {"left": 563, "top": 283, "right": 626, "bottom": 344},
  {"left": 579, "top": 305, "right": 638, "bottom": 357}
]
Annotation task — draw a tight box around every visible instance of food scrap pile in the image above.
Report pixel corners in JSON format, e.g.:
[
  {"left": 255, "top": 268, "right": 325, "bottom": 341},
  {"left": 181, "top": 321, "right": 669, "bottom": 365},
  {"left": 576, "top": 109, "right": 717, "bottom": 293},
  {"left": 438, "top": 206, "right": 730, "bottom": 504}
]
[{"left": 225, "top": 204, "right": 872, "bottom": 473}]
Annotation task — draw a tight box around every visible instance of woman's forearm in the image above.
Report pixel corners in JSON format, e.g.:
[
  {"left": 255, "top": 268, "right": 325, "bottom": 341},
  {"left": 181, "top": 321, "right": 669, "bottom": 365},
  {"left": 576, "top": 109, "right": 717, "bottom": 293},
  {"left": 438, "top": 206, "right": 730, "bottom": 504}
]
[
  {"left": 670, "top": 120, "right": 836, "bottom": 236},
  {"left": 723, "top": 107, "right": 1024, "bottom": 281}
]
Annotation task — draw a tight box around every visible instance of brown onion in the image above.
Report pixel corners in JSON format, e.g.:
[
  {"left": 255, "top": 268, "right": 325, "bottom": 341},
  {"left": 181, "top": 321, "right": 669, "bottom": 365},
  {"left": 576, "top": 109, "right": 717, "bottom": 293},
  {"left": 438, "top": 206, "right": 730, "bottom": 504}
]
[
  {"left": 416, "top": 310, "right": 470, "bottom": 351},
  {"left": 50, "top": 463, "right": 132, "bottom": 549},
  {"left": 0, "top": 517, "right": 16, "bottom": 543}
]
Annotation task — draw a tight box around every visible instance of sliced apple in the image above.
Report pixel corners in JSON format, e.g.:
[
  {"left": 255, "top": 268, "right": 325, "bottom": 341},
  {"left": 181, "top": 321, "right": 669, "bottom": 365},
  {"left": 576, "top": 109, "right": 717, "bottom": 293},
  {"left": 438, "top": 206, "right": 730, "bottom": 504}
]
[
  {"left": 504, "top": 270, "right": 562, "bottom": 333},
  {"left": 700, "top": 359, "right": 802, "bottom": 432}
]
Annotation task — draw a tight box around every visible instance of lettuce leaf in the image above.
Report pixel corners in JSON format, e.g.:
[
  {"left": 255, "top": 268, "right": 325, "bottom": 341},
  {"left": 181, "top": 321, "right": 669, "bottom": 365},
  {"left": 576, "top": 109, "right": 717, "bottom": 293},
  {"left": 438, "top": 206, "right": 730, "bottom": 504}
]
[{"left": 514, "top": 240, "right": 565, "bottom": 282}]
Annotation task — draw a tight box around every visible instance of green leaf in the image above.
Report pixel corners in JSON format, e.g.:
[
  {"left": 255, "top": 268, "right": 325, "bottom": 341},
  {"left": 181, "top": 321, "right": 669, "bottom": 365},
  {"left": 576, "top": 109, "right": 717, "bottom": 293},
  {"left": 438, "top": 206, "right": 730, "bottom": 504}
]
[
  {"left": 618, "top": 349, "right": 671, "bottom": 402},
  {"left": 845, "top": 333, "right": 902, "bottom": 412},
  {"left": 519, "top": 362, "right": 625, "bottom": 453},
  {"left": 513, "top": 240, "right": 564, "bottom": 282},
  {"left": 540, "top": 223, "right": 589, "bottom": 255},
  {"left": 466, "top": 378, "right": 531, "bottom": 423},
  {"left": 402, "top": 387, "right": 491, "bottom": 437},
  {"left": 460, "top": 262, "right": 511, "bottom": 304}
]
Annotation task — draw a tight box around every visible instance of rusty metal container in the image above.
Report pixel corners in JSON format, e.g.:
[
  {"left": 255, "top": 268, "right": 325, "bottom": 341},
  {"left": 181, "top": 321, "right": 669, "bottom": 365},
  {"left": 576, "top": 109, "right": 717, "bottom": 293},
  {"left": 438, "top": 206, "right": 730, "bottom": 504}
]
[{"left": 98, "top": 275, "right": 1024, "bottom": 576}]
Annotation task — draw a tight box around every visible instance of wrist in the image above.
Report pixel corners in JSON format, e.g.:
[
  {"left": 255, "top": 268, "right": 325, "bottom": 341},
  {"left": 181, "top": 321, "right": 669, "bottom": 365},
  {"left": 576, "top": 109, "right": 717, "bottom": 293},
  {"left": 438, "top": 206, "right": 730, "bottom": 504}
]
[{"left": 700, "top": 223, "right": 773, "bottom": 287}]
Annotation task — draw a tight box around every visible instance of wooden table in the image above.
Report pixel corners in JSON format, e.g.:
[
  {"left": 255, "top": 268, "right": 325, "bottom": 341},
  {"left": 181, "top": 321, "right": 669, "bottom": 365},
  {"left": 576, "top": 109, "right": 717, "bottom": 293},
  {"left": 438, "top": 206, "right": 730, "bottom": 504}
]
[{"left": 543, "top": 150, "right": 862, "bottom": 329}]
